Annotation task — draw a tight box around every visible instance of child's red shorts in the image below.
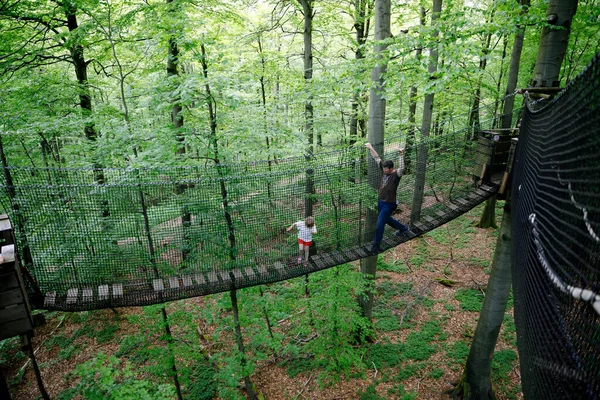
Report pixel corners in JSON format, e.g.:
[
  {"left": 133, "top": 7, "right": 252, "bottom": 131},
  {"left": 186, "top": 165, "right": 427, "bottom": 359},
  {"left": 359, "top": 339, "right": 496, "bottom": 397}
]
[{"left": 298, "top": 239, "right": 312, "bottom": 246}]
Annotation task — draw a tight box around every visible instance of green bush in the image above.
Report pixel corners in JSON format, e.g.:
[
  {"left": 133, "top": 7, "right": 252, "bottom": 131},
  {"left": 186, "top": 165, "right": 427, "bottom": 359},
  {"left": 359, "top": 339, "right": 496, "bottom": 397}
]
[
  {"left": 368, "top": 343, "right": 404, "bottom": 368},
  {"left": 59, "top": 353, "right": 176, "bottom": 400},
  {"left": 187, "top": 361, "right": 217, "bottom": 400},
  {"left": 455, "top": 289, "right": 484, "bottom": 312}
]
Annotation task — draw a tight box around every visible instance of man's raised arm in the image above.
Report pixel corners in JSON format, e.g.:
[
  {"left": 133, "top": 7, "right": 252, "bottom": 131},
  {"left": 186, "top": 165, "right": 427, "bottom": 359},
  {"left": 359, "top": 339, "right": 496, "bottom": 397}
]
[
  {"left": 365, "top": 143, "right": 381, "bottom": 163},
  {"left": 397, "top": 148, "right": 406, "bottom": 177}
]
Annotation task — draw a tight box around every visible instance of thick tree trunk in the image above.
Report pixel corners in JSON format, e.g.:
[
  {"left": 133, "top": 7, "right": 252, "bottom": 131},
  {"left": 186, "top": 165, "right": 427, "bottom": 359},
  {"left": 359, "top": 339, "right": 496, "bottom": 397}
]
[
  {"left": 411, "top": 0, "right": 442, "bottom": 225},
  {"left": 299, "top": 0, "right": 315, "bottom": 217},
  {"left": 530, "top": 0, "right": 578, "bottom": 88},
  {"left": 359, "top": 0, "right": 391, "bottom": 320},
  {"left": 449, "top": 200, "right": 512, "bottom": 400}
]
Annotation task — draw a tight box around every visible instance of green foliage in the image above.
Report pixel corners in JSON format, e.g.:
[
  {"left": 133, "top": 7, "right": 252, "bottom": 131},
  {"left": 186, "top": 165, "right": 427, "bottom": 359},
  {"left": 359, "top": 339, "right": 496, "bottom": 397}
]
[
  {"left": 428, "top": 367, "right": 444, "bottom": 379},
  {"left": 376, "top": 257, "right": 407, "bottom": 273},
  {"left": 96, "top": 324, "right": 120, "bottom": 344},
  {"left": 59, "top": 344, "right": 81, "bottom": 361},
  {"left": 501, "top": 313, "right": 517, "bottom": 346},
  {"left": 455, "top": 289, "right": 484, "bottom": 312},
  {"left": 395, "top": 362, "right": 423, "bottom": 380},
  {"left": 403, "top": 321, "right": 443, "bottom": 361},
  {"left": 187, "top": 361, "right": 217, "bottom": 400},
  {"left": 283, "top": 357, "right": 315, "bottom": 378},
  {"left": 368, "top": 343, "right": 404, "bottom": 368},
  {"left": 388, "top": 383, "right": 418, "bottom": 400},
  {"left": 446, "top": 341, "right": 470, "bottom": 363},
  {"left": 60, "top": 353, "right": 176, "bottom": 400},
  {"left": 358, "top": 384, "right": 385, "bottom": 400},
  {"left": 491, "top": 349, "right": 518, "bottom": 382}
]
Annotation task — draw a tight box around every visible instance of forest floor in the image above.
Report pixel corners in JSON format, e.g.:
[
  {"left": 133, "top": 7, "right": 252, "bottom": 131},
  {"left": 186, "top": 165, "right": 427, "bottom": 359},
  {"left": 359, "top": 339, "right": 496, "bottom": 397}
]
[{"left": 1, "top": 203, "right": 522, "bottom": 400}]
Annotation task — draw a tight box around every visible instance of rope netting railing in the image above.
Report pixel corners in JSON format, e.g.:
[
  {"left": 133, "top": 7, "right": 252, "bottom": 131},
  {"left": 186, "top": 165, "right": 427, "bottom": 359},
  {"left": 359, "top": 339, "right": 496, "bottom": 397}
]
[
  {"left": 0, "top": 115, "right": 503, "bottom": 312},
  {"left": 512, "top": 52, "right": 600, "bottom": 399}
]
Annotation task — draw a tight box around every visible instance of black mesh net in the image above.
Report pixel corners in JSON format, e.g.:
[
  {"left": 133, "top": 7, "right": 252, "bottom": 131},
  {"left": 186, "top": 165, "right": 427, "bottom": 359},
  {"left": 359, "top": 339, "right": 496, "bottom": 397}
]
[
  {"left": 0, "top": 121, "right": 501, "bottom": 311},
  {"left": 512, "top": 52, "right": 600, "bottom": 398}
]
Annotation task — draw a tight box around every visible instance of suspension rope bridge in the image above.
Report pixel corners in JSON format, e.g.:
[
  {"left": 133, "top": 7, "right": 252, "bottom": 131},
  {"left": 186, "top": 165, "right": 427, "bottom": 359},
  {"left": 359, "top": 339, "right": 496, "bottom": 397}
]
[{"left": 0, "top": 120, "right": 506, "bottom": 312}]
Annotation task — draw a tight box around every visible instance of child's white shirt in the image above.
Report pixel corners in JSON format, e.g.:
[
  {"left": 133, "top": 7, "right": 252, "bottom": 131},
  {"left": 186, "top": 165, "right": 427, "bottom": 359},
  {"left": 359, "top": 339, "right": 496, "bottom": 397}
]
[{"left": 296, "top": 221, "right": 317, "bottom": 242}]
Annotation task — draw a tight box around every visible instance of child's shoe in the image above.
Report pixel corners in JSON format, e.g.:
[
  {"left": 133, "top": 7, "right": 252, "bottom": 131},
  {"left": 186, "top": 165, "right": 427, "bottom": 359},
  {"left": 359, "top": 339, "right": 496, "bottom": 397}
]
[{"left": 297, "top": 257, "right": 302, "bottom": 264}]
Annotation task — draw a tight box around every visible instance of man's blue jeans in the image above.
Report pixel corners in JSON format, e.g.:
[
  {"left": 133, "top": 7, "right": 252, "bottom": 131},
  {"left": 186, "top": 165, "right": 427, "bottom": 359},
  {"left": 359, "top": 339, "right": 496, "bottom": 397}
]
[{"left": 373, "top": 200, "right": 408, "bottom": 245}]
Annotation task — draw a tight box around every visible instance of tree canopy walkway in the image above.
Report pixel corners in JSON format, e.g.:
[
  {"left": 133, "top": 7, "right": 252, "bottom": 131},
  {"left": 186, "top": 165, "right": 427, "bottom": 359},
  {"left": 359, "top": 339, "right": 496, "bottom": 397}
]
[{"left": 0, "top": 126, "right": 505, "bottom": 312}]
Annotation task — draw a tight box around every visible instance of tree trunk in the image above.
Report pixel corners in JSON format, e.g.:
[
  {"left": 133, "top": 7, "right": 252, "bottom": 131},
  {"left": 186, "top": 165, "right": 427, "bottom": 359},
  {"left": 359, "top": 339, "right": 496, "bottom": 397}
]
[
  {"left": 450, "top": 200, "right": 512, "bottom": 400},
  {"left": 349, "top": 0, "right": 371, "bottom": 145},
  {"left": 299, "top": 0, "right": 315, "bottom": 217},
  {"left": 411, "top": 0, "right": 442, "bottom": 225},
  {"left": 406, "top": 6, "right": 426, "bottom": 174},
  {"left": 501, "top": 0, "right": 530, "bottom": 130},
  {"left": 476, "top": 195, "right": 498, "bottom": 229},
  {"left": 166, "top": 0, "right": 184, "bottom": 152},
  {"left": 359, "top": 0, "right": 391, "bottom": 320},
  {"left": 530, "top": 0, "right": 578, "bottom": 89}
]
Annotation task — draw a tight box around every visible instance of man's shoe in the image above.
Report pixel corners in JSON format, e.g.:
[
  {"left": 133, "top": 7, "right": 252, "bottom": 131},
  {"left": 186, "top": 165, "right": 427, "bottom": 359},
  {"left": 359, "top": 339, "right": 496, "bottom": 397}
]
[{"left": 369, "top": 243, "right": 381, "bottom": 254}]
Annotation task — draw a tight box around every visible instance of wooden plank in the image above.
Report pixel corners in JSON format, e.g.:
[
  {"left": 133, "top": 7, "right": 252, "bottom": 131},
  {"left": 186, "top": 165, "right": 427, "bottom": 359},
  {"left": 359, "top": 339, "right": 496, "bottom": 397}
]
[
  {"left": 216, "top": 271, "right": 229, "bottom": 284},
  {"left": 455, "top": 197, "right": 468, "bottom": 206},
  {"left": 44, "top": 292, "right": 56, "bottom": 307},
  {"left": 192, "top": 274, "right": 204, "bottom": 285},
  {"left": 475, "top": 188, "right": 488, "bottom": 197},
  {"left": 0, "top": 317, "right": 33, "bottom": 341},
  {"left": 0, "top": 245, "right": 15, "bottom": 263},
  {"left": 230, "top": 269, "right": 244, "bottom": 281},
  {"left": 413, "top": 221, "right": 426, "bottom": 232},
  {"left": 168, "top": 277, "right": 180, "bottom": 289},
  {"left": 152, "top": 279, "right": 165, "bottom": 291},
  {"left": 204, "top": 272, "right": 220, "bottom": 285},
  {"left": 0, "top": 218, "right": 11, "bottom": 232},
  {"left": 182, "top": 276, "right": 193, "bottom": 287},
  {"left": 112, "top": 284, "right": 123, "bottom": 298},
  {"left": 66, "top": 288, "right": 78, "bottom": 304},
  {"left": 243, "top": 267, "right": 255, "bottom": 280},
  {"left": 447, "top": 203, "right": 459, "bottom": 211},
  {"left": 82, "top": 288, "right": 93, "bottom": 302},
  {"left": 0, "top": 272, "right": 19, "bottom": 291},
  {"left": 98, "top": 285, "right": 109, "bottom": 301},
  {"left": 0, "top": 288, "right": 23, "bottom": 307},
  {"left": 424, "top": 215, "right": 435, "bottom": 223},
  {"left": 254, "top": 264, "right": 270, "bottom": 278},
  {"left": 0, "top": 303, "right": 28, "bottom": 324}
]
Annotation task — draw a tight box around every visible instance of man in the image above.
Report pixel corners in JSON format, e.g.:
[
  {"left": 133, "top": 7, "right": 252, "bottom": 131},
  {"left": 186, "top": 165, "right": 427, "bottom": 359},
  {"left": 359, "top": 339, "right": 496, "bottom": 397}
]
[{"left": 365, "top": 142, "right": 409, "bottom": 254}]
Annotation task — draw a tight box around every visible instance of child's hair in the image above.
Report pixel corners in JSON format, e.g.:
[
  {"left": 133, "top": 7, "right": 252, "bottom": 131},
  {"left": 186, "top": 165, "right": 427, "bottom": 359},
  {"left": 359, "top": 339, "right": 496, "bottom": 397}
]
[
  {"left": 382, "top": 160, "right": 394, "bottom": 169},
  {"left": 305, "top": 216, "right": 315, "bottom": 227}
]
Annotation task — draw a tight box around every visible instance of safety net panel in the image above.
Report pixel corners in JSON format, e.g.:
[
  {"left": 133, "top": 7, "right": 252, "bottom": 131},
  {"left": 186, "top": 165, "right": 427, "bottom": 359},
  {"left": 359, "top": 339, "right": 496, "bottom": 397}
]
[
  {"left": 0, "top": 117, "right": 501, "bottom": 311},
  {"left": 512, "top": 52, "right": 600, "bottom": 399}
]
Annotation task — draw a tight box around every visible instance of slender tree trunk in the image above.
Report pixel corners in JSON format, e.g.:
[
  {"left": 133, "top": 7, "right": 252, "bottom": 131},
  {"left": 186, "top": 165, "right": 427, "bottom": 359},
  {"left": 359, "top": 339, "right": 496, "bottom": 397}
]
[
  {"left": 349, "top": 0, "right": 371, "bottom": 145},
  {"left": 165, "top": 0, "right": 191, "bottom": 261},
  {"left": 200, "top": 43, "right": 257, "bottom": 400},
  {"left": 411, "top": 0, "right": 442, "bottom": 225},
  {"left": 501, "top": 0, "right": 530, "bottom": 130},
  {"left": 467, "top": 10, "right": 495, "bottom": 141},
  {"left": 406, "top": 6, "right": 426, "bottom": 174},
  {"left": 359, "top": 0, "right": 391, "bottom": 320}
]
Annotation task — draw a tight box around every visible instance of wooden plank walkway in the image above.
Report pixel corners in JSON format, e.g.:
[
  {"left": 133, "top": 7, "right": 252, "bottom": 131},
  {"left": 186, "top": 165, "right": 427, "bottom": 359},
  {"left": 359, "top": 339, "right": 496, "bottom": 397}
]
[{"left": 34, "top": 183, "right": 499, "bottom": 311}]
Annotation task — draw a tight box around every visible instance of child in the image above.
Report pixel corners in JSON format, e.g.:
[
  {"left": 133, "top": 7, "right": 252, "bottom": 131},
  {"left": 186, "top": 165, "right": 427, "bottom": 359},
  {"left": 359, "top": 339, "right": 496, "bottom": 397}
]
[{"left": 286, "top": 216, "right": 317, "bottom": 265}]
